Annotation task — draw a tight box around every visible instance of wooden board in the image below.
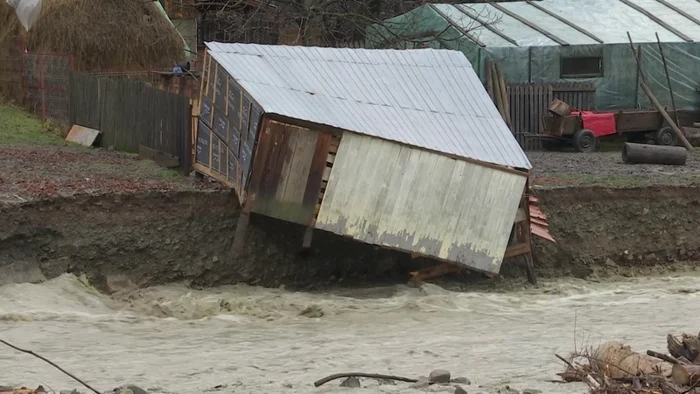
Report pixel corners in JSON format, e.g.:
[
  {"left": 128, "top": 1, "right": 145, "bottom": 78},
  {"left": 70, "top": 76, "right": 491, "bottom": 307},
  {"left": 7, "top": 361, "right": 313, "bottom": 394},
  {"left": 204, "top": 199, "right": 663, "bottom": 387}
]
[
  {"left": 247, "top": 120, "right": 332, "bottom": 225},
  {"left": 65, "top": 125, "right": 100, "bottom": 147},
  {"left": 138, "top": 145, "right": 180, "bottom": 168}
]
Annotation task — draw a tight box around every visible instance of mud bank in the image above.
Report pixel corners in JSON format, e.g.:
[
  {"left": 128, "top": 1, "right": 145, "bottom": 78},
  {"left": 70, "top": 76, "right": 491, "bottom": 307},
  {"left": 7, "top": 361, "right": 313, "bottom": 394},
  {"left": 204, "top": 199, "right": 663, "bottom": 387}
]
[
  {"left": 531, "top": 185, "right": 700, "bottom": 278},
  {"left": 1, "top": 186, "right": 699, "bottom": 289}
]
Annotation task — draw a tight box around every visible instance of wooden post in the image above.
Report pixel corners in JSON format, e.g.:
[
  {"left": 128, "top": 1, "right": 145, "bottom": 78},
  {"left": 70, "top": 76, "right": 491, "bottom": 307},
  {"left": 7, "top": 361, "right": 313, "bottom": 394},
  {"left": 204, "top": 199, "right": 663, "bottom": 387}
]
[
  {"left": 627, "top": 32, "right": 693, "bottom": 150},
  {"left": 233, "top": 206, "right": 251, "bottom": 251},
  {"left": 655, "top": 32, "right": 680, "bottom": 129},
  {"left": 522, "top": 179, "right": 538, "bottom": 286},
  {"left": 302, "top": 227, "right": 314, "bottom": 249}
]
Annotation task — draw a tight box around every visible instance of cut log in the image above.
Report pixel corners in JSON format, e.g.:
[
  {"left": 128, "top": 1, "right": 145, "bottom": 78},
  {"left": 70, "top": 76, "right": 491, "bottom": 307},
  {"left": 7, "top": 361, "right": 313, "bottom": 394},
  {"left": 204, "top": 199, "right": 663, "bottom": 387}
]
[
  {"left": 622, "top": 142, "right": 687, "bottom": 165},
  {"left": 671, "top": 363, "right": 700, "bottom": 386}
]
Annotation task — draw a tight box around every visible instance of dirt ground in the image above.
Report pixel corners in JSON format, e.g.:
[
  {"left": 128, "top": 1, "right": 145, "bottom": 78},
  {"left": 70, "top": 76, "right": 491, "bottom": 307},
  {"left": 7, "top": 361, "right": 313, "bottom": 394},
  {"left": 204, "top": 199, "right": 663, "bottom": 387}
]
[
  {"left": 0, "top": 105, "right": 217, "bottom": 203},
  {"left": 528, "top": 149, "right": 700, "bottom": 188}
]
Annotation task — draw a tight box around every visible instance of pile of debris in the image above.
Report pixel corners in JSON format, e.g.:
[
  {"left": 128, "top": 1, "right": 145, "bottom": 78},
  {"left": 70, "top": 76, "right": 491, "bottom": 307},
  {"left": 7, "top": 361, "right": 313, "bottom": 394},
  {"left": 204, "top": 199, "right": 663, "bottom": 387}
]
[{"left": 557, "top": 331, "right": 700, "bottom": 393}]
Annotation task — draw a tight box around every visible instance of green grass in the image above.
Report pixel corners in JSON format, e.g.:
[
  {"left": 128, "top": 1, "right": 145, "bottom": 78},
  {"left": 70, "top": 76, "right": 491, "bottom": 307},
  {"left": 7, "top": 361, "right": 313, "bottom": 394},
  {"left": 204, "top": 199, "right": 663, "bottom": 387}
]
[{"left": 0, "top": 105, "right": 65, "bottom": 146}]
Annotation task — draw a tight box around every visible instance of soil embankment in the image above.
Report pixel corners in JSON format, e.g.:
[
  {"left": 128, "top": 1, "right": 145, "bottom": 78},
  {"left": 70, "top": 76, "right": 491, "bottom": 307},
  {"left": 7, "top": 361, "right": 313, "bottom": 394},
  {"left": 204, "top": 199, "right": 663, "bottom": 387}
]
[
  {"left": 531, "top": 185, "right": 700, "bottom": 278},
  {"left": 1, "top": 185, "right": 699, "bottom": 289}
]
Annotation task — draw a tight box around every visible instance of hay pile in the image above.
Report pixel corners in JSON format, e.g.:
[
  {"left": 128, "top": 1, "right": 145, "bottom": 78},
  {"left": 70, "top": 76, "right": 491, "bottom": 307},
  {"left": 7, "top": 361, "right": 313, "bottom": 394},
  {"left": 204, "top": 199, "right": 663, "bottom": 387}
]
[
  {"left": 0, "top": 0, "right": 185, "bottom": 71},
  {"left": 557, "top": 332, "right": 700, "bottom": 394}
]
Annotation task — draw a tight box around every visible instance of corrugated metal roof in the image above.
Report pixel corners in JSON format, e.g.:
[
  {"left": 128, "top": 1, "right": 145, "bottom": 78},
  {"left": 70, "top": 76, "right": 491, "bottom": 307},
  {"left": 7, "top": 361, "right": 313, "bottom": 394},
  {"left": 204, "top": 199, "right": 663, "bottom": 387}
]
[
  {"left": 432, "top": 0, "right": 700, "bottom": 47},
  {"left": 205, "top": 42, "right": 532, "bottom": 170}
]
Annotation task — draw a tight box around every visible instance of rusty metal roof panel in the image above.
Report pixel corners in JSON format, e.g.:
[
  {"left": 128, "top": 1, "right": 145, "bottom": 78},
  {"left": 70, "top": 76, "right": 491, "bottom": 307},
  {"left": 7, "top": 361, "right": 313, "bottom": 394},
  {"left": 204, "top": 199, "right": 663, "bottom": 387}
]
[
  {"left": 206, "top": 42, "right": 532, "bottom": 170},
  {"left": 316, "top": 132, "right": 528, "bottom": 274}
]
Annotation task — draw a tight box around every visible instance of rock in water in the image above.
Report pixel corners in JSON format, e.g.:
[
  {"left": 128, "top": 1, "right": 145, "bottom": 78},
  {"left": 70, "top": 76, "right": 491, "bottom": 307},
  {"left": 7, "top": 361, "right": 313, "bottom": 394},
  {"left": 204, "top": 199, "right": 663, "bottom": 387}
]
[
  {"left": 452, "top": 376, "right": 471, "bottom": 384},
  {"left": 522, "top": 389, "right": 542, "bottom": 394},
  {"left": 429, "top": 369, "right": 451, "bottom": 383},
  {"left": 339, "top": 377, "right": 361, "bottom": 388},
  {"left": 454, "top": 386, "right": 468, "bottom": 394},
  {"left": 409, "top": 379, "right": 430, "bottom": 389}
]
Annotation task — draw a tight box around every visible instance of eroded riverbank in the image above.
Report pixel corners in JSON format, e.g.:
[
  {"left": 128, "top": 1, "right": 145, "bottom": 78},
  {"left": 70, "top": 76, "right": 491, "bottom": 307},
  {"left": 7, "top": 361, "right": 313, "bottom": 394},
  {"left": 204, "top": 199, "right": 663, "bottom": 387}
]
[{"left": 2, "top": 185, "right": 700, "bottom": 290}]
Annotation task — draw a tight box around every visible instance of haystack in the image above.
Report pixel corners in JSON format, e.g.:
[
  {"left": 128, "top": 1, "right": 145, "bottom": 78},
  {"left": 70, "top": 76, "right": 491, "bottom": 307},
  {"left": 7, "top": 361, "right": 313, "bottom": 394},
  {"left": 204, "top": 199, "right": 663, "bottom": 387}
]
[{"left": 0, "top": 0, "right": 185, "bottom": 71}]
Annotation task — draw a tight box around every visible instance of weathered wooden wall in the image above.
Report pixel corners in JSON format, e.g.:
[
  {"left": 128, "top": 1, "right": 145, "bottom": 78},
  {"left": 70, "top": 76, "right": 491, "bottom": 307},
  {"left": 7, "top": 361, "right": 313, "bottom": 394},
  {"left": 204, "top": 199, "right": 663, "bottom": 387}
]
[
  {"left": 507, "top": 82, "right": 596, "bottom": 150},
  {"left": 69, "top": 71, "right": 192, "bottom": 174},
  {"left": 246, "top": 120, "right": 332, "bottom": 225}
]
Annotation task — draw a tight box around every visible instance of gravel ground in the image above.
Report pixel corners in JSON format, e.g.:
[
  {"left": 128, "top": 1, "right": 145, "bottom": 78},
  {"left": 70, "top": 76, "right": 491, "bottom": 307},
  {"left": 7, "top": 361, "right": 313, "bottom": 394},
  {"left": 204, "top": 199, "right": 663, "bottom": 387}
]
[
  {"left": 528, "top": 149, "right": 700, "bottom": 188},
  {"left": 0, "top": 105, "right": 218, "bottom": 203}
]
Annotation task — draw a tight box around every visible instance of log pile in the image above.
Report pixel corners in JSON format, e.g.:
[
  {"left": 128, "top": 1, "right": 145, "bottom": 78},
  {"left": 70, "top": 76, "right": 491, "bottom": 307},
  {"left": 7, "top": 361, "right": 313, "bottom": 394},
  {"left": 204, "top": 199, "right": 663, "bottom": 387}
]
[{"left": 557, "top": 331, "right": 700, "bottom": 393}]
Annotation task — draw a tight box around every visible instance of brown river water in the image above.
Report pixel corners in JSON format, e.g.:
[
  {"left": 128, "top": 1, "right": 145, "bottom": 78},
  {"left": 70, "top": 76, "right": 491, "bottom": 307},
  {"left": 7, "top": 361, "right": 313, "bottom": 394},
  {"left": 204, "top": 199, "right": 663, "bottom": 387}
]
[{"left": 1, "top": 273, "right": 699, "bottom": 393}]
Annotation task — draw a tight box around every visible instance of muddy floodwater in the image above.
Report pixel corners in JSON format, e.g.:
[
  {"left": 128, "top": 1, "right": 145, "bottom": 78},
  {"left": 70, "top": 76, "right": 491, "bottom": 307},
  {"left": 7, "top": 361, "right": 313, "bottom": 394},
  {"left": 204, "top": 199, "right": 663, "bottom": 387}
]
[{"left": 1, "top": 273, "right": 699, "bottom": 394}]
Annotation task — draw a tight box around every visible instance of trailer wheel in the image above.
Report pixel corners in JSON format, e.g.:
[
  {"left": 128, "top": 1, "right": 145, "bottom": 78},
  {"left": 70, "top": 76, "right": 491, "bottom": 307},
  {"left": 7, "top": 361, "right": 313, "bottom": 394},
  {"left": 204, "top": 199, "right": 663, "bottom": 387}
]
[
  {"left": 573, "top": 129, "right": 597, "bottom": 153},
  {"left": 655, "top": 126, "right": 677, "bottom": 146}
]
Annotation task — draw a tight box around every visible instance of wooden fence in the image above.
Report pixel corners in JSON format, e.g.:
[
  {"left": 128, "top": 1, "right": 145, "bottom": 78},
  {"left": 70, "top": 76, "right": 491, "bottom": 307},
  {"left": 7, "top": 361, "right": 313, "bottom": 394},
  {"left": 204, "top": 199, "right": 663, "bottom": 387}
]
[
  {"left": 69, "top": 71, "right": 193, "bottom": 174},
  {"left": 507, "top": 82, "right": 596, "bottom": 150}
]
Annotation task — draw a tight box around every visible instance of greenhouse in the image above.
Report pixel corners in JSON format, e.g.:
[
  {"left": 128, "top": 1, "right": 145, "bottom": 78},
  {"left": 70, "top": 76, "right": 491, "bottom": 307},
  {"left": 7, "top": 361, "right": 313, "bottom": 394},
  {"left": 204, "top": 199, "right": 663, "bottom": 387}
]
[{"left": 370, "top": 0, "right": 700, "bottom": 110}]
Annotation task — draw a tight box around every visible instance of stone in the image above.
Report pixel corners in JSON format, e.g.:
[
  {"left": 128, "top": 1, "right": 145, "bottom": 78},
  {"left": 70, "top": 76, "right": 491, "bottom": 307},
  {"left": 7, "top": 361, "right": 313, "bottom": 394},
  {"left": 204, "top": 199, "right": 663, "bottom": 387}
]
[
  {"left": 454, "top": 386, "right": 468, "bottom": 394},
  {"left": 452, "top": 376, "right": 471, "bottom": 385},
  {"left": 522, "top": 389, "right": 542, "bottom": 394},
  {"left": 409, "top": 379, "right": 430, "bottom": 389},
  {"left": 604, "top": 258, "right": 617, "bottom": 267},
  {"left": 114, "top": 385, "right": 148, "bottom": 394},
  {"left": 497, "top": 386, "right": 519, "bottom": 394},
  {"left": 339, "top": 377, "right": 361, "bottom": 388},
  {"left": 429, "top": 369, "right": 451, "bottom": 383}
]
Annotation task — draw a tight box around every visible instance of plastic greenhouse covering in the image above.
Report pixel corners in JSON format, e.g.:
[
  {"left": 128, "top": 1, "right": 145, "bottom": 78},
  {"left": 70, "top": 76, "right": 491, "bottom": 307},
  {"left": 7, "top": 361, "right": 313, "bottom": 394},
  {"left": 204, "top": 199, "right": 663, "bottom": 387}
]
[
  {"left": 369, "top": 0, "right": 700, "bottom": 110},
  {"left": 6, "top": 0, "right": 42, "bottom": 31}
]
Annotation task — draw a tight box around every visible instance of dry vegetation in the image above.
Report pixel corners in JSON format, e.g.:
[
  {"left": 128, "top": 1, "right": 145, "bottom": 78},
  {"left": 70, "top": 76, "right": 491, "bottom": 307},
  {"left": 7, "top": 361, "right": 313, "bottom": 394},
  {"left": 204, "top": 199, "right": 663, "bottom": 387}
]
[
  {"left": 0, "top": 0, "right": 185, "bottom": 71},
  {"left": 557, "top": 332, "right": 700, "bottom": 394}
]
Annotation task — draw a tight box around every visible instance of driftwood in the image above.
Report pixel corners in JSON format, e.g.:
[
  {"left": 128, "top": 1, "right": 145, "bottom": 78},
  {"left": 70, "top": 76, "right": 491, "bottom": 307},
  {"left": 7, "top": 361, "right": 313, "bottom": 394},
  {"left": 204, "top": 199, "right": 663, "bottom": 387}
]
[
  {"left": 557, "top": 332, "right": 700, "bottom": 394},
  {"left": 622, "top": 142, "right": 688, "bottom": 166},
  {"left": 672, "top": 363, "right": 700, "bottom": 387},
  {"left": 314, "top": 373, "right": 418, "bottom": 387},
  {"left": 0, "top": 339, "right": 101, "bottom": 394}
]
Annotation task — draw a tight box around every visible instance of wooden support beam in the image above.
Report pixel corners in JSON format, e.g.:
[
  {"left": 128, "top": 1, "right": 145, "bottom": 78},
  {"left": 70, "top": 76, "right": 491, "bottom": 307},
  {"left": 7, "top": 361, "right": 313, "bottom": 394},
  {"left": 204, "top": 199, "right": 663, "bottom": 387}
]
[
  {"left": 524, "top": 0, "right": 603, "bottom": 43},
  {"left": 627, "top": 33, "right": 694, "bottom": 150},
  {"left": 233, "top": 206, "right": 251, "bottom": 251},
  {"left": 620, "top": 0, "right": 693, "bottom": 42},
  {"left": 302, "top": 227, "right": 314, "bottom": 249},
  {"left": 490, "top": 2, "right": 569, "bottom": 46},
  {"left": 428, "top": 4, "right": 486, "bottom": 47},
  {"left": 654, "top": 0, "right": 700, "bottom": 27},
  {"left": 504, "top": 242, "right": 531, "bottom": 259},
  {"left": 454, "top": 4, "right": 519, "bottom": 46}
]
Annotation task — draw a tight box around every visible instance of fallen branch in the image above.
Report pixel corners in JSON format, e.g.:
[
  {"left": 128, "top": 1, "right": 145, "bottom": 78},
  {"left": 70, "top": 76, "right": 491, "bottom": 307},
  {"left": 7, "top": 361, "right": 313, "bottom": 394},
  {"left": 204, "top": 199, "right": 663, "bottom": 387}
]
[
  {"left": 314, "top": 373, "right": 418, "bottom": 387},
  {"left": 555, "top": 354, "right": 599, "bottom": 389},
  {"left": 646, "top": 350, "right": 679, "bottom": 365},
  {"left": 0, "top": 339, "right": 101, "bottom": 394}
]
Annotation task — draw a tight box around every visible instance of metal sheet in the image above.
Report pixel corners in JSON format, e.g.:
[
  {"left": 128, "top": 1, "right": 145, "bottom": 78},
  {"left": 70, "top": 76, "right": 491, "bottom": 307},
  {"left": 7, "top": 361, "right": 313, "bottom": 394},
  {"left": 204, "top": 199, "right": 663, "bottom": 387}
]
[
  {"left": 205, "top": 42, "right": 531, "bottom": 170},
  {"left": 247, "top": 120, "right": 330, "bottom": 225},
  {"left": 316, "top": 132, "right": 527, "bottom": 274}
]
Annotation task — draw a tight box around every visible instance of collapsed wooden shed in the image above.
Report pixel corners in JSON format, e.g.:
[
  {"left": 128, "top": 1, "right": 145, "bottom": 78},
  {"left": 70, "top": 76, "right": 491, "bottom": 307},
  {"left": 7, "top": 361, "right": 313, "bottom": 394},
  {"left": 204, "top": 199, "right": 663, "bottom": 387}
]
[{"left": 194, "top": 42, "right": 534, "bottom": 275}]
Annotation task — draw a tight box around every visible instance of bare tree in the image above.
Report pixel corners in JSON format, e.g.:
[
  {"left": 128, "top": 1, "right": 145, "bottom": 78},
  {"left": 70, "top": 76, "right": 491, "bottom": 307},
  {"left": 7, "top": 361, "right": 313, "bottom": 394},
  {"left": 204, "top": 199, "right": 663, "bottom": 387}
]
[{"left": 191, "top": 0, "right": 502, "bottom": 49}]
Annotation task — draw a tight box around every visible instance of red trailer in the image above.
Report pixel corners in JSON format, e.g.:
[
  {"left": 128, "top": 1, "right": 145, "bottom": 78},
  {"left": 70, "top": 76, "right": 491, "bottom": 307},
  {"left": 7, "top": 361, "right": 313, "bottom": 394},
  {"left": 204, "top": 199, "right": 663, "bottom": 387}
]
[{"left": 541, "top": 105, "right": 679, "bottom": 153}]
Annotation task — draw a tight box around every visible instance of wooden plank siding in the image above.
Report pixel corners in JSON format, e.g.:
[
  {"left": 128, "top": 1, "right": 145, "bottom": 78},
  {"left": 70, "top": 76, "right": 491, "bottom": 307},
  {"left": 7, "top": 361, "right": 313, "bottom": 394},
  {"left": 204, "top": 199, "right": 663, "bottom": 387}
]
[
  {"left": 506, "top": 82, "right": 596, "bottom": 150},
  {"left": 315, "top": 132, "right": 528, "bottom": 274},
  {"left": 247, "top": 120, "right": 333, "bottom": 225}
]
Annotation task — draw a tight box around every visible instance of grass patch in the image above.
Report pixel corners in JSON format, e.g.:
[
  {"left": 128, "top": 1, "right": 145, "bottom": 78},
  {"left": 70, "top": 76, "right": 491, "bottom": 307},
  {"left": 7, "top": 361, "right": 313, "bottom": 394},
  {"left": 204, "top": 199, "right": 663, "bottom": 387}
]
[{"left": 0, "top": 105, "right": 65, "bottom": 146}]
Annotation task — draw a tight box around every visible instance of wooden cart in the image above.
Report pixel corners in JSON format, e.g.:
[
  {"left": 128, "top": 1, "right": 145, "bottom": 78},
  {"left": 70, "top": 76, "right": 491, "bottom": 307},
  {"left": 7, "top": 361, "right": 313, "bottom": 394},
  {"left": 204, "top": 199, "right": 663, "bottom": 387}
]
[{"left": 541, "top": 107, "right": 680, "bottom": 153}]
